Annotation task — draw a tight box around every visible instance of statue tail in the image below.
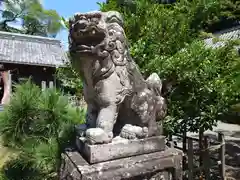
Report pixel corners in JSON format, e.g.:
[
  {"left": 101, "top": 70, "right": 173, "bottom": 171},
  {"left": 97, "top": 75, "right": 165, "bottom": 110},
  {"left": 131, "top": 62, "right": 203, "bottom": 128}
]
[
  {"left": 146, "top": 73, "right": 167, "bottom": 120},
  {"left": 146, "top": 73, "right": 162, "bottom": 96}
]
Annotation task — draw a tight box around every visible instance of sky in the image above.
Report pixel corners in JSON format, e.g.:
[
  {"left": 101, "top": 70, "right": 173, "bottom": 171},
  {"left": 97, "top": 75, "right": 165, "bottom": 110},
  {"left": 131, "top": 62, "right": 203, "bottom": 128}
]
[{"left": 43, "top": 0, "right": 105, "bottom": 50}]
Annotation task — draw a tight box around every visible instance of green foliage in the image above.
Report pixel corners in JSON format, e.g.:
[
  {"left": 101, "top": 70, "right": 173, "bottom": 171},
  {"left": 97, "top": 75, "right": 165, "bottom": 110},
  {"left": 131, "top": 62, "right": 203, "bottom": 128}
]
[
  {"left": 0, "top": 0, "right": 63, "bottom": 37},
  {"left": 101, "top": 0, "right": 239, "bottom": 32},
  {"left": 100, "top": 0, "right": 240, "bottom": 133},
  {"left": 2, "top": 139, "right": 58, "bottom": 180},
  {"left": 0, "top": 79, "right": 85, "bottom": 179},
  {"left": 56, "top": 53, "right": 83, "bottom": 97},
  {"left": 0, "top": 80, "right": 41, "bottom": 147},
  {"left": 100, "top": 0, "right": 223, "bottom": 74},
  {"left": 203, "top": 0, "right": 240, "bottom": 32},
  {"left": 2, "top": 155, "right": 42, "bottom": 180},
  {"left": 152, "top": 41, "right": 240, "bottom": 133},
  {"left": 60, "top": 16, "right": 70, "bottom": 29}
]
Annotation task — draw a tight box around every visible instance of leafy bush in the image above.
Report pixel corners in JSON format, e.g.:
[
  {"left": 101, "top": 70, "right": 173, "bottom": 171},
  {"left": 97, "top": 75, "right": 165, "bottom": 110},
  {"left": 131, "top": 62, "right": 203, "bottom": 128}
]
[
  {"left": 1, "top": 156, "right": 41, "bottom": 180},
  {"left": 56, "top": 53, "right": 83, "bottom": 97},
  {"left": 0, "top": 79, "right": 85, "bottom": 180},
  {"left": 100, "top": 0, "right": 240, "bottom": 133},
  {"left": 59, "top": 0, "right": 240, "bottom": 135},
  {"left": 0, "top": 80, "right": 41, "bottom": 147},
  {"left": 150, "top": 40, "right": 240, "bottom": 133}
]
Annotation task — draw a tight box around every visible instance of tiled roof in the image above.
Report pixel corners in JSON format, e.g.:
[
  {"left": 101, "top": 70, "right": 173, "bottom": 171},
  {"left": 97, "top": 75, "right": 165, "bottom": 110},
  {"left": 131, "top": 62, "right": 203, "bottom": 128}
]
[
  {"left": 204, "top": 26, "right": 240, "bottom": 50},
  {"left": 0, "top": 31, "right": 68, "bottom": 67}
]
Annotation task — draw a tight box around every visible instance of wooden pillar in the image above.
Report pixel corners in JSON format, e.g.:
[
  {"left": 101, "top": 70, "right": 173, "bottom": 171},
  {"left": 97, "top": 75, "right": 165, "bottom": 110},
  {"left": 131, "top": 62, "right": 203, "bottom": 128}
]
[
  {"left": 199, "top": 128, "right": 204, "bottom": 166},
  {"left": 49, "top": 81, "right": 54, "bottom": 88},
  {"left": 218, "top": 133, "right": 225, "bottom": 180},
  {"left": 187, "top": 138, "right": 194, "bottom": 180},
  {"left": 1, "top": 70, "right": 11, "bottom": 104},
  {"left": 41, "top": 81, "right": 46, "bottom": 90},
  {"left": 8, "top": 70, "right": 12, "bottom": 93},
  {"left": 203, "top": 136, "right": 210, "bottom": 180},
  {"left": 182, "top": 123, "right": 187, "bottom": 169}
]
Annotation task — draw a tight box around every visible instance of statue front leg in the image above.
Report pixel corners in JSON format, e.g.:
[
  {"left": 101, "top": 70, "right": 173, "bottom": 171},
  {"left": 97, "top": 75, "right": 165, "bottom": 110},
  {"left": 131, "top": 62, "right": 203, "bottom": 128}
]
[
  {"left": 96, "top": 104, "right": 118, "bottom": 141},
  {"left": 85, "top": 74, "right": 120, "bottom": 144},
  {"left": 85, "top": 104, "right": 118, "bottom": 144},
  {"left": 86, "top": 104, "right": 98, "bottom": 128}
]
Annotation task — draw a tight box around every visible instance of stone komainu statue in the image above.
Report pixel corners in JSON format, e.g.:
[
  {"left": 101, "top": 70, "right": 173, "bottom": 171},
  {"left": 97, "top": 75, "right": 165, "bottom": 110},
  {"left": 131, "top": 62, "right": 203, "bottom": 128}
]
[{"left": 69, "top": 11, "right": 167, "bottom": 144}]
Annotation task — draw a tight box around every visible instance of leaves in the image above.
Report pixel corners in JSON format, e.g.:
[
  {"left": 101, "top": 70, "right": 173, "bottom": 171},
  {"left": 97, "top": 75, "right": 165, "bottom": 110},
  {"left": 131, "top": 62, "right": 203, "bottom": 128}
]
[
  {"left": 100, "top": 0, "right": 240, "bottom": 133},
  {"left": 2, "top": 10, "right": 15, "bottom": 19},
  {"left": 0, "top": 0, "right": 63, "bottom": 37},
  {"left": 56, "top": 53, "right": 84, "bottom": 97},
  {"left": 0, "top": 79, "right": 86, "bottom": 179},
  {"left": 60, "top": 16, "right": 70, "bottom": 29},
  {"left": 159, "top": 41, "right": 240, "bottom": 132},
  {"left": 0, "top": 79, "right": 41, "bottom": 147}
]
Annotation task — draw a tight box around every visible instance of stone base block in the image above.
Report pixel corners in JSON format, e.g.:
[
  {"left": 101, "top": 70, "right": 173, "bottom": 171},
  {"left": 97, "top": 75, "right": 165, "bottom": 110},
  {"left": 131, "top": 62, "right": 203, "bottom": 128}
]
[
  {"left": 60, "top": 147, "right": 183, "bottom": 180},
  {"left": 76, "top": 136, "right": 165, "bottom": 164}
]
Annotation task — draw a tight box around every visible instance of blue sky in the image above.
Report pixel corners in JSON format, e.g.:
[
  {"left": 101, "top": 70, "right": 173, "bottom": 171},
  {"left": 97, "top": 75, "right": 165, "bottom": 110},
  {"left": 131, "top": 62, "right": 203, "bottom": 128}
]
[{"left": 43, "top": 0, "right": 105, "bottom": 50}]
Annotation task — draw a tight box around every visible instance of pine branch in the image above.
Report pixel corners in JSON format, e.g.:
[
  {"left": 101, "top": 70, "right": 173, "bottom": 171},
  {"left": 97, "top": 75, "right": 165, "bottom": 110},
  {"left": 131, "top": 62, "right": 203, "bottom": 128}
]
[{"left": 0, "top": 9, "right": 24, "bottom": 31}]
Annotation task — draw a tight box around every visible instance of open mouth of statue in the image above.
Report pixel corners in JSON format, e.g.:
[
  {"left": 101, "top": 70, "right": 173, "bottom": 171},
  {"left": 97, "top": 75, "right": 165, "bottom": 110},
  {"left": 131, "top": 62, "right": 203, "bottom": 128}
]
[{"left": 74, "top": 27, "right": 105, "bottom": 52}]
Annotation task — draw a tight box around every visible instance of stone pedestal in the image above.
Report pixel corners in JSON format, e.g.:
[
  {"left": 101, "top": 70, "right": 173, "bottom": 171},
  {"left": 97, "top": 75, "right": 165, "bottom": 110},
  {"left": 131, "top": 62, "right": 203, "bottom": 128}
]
[
  {"left": 76, "top": 136, "right": 166, "bottom": 164},
  {"left": 60, "top": 147, "right": 183, "bottom": 180}
]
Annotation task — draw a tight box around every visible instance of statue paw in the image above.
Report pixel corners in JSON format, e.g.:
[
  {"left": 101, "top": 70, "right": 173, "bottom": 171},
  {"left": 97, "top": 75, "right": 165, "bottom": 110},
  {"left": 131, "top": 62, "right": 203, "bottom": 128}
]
[
  {"left": 85, "top": 128, "right": 112, "bottom": 145},
  {"left": 141, "top": 127, "right": 149, "bottom": 138},
  {"left": 120, "top": 125, "right": 137, "bottom": 139},
  {"left": 120, "top": 124, "right": 148, "bottom": 139}
]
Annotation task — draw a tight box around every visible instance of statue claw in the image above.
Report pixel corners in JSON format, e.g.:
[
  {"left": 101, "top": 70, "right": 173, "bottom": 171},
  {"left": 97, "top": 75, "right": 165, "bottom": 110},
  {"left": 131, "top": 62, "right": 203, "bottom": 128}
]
[
  {"left": 120, "top": 124, "right": 148, "bottom": 139},
  {"left": 86, "top": 128, "right": 113, "bottom": 145}
]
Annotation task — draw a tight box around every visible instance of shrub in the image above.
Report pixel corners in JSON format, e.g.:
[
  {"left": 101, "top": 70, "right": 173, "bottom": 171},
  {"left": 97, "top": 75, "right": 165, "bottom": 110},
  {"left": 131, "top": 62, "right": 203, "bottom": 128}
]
[
  {"left": 56, "top": 53, "right": 83, "bottom": 98},
  {"left": 150, "top": 40, "right": 240, "bottom": 133},
  {"left": 0, "top": 79, "right": 85, "bottom": 180},
  {"left": 2, "top": 154, "right": 43, "bottom": 180},
  {"left": 100, "top": 0, "right": 240, "bottom": 134},
  {"left": 0, "top": 80, "right": 41, "bottom": 148}
]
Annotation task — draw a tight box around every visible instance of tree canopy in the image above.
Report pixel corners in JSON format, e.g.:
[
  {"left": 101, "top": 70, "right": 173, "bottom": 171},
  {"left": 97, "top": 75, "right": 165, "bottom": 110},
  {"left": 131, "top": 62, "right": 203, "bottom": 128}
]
[
  {"left": 59, "top": 0, "right": 240, "bottom": 134},
  {"left": 0, "top": 0, "right": 63, "bottom": 37},
  {"left": 98, "top": 0, "right": 240, "bottom": 133},
  {"left": 101, "top": 0, "right": 240, "bottom": 33}
]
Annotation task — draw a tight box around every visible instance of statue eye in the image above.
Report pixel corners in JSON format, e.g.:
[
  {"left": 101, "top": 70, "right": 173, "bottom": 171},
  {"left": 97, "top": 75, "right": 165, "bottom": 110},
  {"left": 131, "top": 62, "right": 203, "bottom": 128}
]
[
  {"left": 91, "top": 17, "right": 99, "bottom": 23},
  {"left": 79, "top": 16, "right": 87, "bottom": 20}
]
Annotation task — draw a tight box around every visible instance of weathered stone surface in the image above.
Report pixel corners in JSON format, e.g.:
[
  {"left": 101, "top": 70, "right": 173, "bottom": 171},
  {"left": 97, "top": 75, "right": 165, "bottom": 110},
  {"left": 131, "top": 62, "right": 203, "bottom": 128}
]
[
  {"left": 85, "top": 128, "right": 111, "bottom": 145},
  {"left": 60, "top": 147, "right": 183, "bottom": 180},
  {"left": 69, "top": 11, "right": 167, "bottom": 144},
  {"left": 63, "top": 9, "right": 183, "bottom": 180},
  {"left": 76, "top": 135, "right": 165, "bottom": 164}
]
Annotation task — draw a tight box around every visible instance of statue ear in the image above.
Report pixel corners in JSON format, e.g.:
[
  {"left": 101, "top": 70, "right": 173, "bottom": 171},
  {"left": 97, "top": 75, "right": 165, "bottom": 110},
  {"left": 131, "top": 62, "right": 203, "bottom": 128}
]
[{"left": 105, "top": 11, "right": 124, "bottom": 26}]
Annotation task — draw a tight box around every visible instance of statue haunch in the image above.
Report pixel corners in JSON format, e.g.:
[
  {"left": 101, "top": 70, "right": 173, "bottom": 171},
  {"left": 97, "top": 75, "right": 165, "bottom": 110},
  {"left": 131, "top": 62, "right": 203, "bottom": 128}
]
[{"left": 69, "top": 11, "right": 167, "bottom": 144}]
